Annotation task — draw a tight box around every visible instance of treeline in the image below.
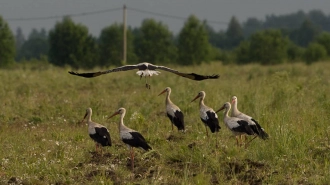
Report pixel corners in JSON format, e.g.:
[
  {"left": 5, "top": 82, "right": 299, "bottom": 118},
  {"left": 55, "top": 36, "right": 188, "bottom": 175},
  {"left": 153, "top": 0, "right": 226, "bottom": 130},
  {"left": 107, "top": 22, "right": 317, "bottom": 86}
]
[{"left": 1, "top": 10, "right": 330, "bottom": 68}]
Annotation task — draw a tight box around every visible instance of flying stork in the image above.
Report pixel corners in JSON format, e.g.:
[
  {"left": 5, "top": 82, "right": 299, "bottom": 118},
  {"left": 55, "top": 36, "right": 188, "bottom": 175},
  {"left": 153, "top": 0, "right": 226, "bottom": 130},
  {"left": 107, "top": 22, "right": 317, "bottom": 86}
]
[
  {"left": 108, "top": 107, "right": 152, "bottom": 171},
  {"left": 216, "top": 102, "right": 255, "bottom": 147},
  {"left": 231, "top": 96, "right": 269, "bottom": 144},
  {"left": 191, "top": 91, "right": 221, "bottom": 147},
  {"left": 68, "top": 62, "right": 220, "bottom": 89},
  {"left": 81, "top": 108, "right": 112, "bottom": 154},
  {"left": 158, "top": 87, "right": 185, "bottom": 132}
]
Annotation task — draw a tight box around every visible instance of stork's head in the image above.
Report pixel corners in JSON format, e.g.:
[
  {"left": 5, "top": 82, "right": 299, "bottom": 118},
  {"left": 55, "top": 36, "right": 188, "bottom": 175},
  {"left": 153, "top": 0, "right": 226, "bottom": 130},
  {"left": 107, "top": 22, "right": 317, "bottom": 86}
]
[
  {"left": 158, "top": 87, "right": 171, "bottom": 96},
  {"left": 81, "top": 107, "right": 92, "bottom": 123},
  {"left": 215, "top": 102, "right": 231, "bottom": 113},
  {"left": 191, "top": 91, "right": 206, "bottom": 102},
  {"left": 231, "top": 96, "right": 237, "bottom": 104},
  {"left": 108, "top": 107, "right": 126, "bottom": 119}
]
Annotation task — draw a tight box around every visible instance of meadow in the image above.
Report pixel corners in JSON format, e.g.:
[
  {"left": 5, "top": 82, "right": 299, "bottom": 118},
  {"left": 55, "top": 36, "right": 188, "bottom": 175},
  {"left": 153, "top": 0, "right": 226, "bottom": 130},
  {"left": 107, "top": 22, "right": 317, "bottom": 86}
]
[{"left": 0, "top": 61, "right": 329, "bottom": 184}]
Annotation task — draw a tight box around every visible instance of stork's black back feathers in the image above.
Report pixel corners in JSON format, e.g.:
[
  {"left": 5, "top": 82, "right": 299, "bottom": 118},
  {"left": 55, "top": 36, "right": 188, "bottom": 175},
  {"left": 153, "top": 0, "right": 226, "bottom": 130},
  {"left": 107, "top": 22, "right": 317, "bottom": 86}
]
[
  {"left": 201, "top": 111, "right": 221, "bottom": 133},
  {"left": 232, "top": 120, "right": 254, "bottom": 135},
  {"left": 122, "top": 132, "right": 152, "bottom": 151},
  {"left": 89, "top": 127, "right": 112, "bottom": 147},
  {"left": 167, "top": 111, "right": 185, "bottom": 131}
]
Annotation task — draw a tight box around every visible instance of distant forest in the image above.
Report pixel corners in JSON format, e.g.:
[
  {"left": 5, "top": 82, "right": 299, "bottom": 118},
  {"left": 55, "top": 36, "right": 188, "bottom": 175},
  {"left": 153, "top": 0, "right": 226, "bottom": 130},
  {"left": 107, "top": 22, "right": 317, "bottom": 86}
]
[{"left": 1, "top": 9, "right": 330, "bottom": 68}]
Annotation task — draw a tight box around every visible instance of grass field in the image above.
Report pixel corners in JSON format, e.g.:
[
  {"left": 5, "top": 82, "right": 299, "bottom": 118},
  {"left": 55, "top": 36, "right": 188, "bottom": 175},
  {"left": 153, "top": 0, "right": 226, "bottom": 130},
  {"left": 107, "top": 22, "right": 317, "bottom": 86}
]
[{"left": 0, "top": 61, "right": 329, "bottom": 184}]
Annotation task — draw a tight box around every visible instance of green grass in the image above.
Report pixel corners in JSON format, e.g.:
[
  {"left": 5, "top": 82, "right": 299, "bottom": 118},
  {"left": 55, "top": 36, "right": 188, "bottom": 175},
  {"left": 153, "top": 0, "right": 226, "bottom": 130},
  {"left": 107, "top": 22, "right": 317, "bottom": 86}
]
[{"left": 0, "top": 61, "right": 330, "bottom": 184}]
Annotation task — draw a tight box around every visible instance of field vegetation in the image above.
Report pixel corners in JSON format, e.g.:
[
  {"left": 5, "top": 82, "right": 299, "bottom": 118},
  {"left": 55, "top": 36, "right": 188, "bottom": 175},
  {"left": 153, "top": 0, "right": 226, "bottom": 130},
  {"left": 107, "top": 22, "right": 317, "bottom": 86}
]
[{"left": 0, "top": 61, "right": 329, "bottom": 184}]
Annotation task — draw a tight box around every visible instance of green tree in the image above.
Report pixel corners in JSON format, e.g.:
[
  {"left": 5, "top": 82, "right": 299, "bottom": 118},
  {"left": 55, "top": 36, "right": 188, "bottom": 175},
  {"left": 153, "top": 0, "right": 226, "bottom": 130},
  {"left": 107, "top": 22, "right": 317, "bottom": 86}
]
[
  {"left": 99, "top": 23, "right": 137, "bottom": 67},
  {"left": 17, "top": 28, "right": 49, "bottom": 61},
  {"left": 15, "top": 27, "right": 25, "bottom": 55},
  {"left": 304, "top": 43, "right": 327, "bottom": 64},
  {"left": 242, "top": 17, "right": 264, "bottom": 37},
  {"left": 286, "top": 42, "right": 304, "bottom": 62},
  {"left": 49, "top": 16, "right": 98, "bottom": 69},
  {"left": 177, "top": 15, "right": 211, "bottom": 65},
  {"left": 134, "top": 19, "right": 177, "bottom": 64},
  {"left": 203, "top": 20, "right": 225, "bottom": 49},
  {"left": 234, "top": 40, "right": 251, "bottom": 64},
  {"left": 289, "top": 19, "right": 321, "bottom": 47},
  {"left": 315, "top": 32, "right": 330, "bottom": 56},
  {"left": 0, "top": 16, "right": 16, "bottom": 67},
  {"left": 225, "top": 16, "right": 244, "bottom": 49},
  {"left": 308, "top": 10, "right": 330, "bottom": 32},
  {"left": 249, "top": 29, "right": 289, "bottom": 65}
]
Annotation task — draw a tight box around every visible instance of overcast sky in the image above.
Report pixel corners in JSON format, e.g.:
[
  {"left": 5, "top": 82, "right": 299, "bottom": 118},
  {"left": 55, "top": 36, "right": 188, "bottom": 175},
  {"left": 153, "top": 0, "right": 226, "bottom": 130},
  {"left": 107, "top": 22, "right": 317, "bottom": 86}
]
[{"left": 1, "top": 0, "right": 330, "bottom": 37}]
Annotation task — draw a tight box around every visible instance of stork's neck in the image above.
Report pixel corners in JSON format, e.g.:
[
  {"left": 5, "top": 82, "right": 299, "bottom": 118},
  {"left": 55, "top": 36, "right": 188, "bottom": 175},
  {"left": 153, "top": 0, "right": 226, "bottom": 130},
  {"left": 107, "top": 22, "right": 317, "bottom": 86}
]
[
  {"left": 86, "top": 112, "right": 92, "bottom": 122},
  {"left": 224, "top": 106, "right": 230, "bottom": 118},
  {"left": 166, "top": 91, "right": 173, "bottom": 105},
  {"left": 119, "top": 112, "right": 128, "bottom": 132},
  {"left": 199, "top": 96, "right": 205, "bottom": 108},
  {"left": 231, "top": 101, "right": 240, "bottom": 116}
]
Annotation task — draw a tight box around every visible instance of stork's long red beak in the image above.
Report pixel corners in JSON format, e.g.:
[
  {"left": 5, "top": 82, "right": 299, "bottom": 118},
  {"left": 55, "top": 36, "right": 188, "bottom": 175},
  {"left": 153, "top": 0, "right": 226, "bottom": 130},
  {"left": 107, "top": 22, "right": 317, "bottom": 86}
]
[
  {"left": 108, "top": 111, "right": 120, "bottom": 120},
  {"left": 215, "top": 106, "right": 225, "bottom": 113},
  {"left": 158, "top": 89, "right": 167, "bottom": 96},
  {"left": 191, "top": 95, "right": 200, "bottom": 102},
  {"left": 231, "top": 99, "right": 235, "bottom": 104},
  {"left": 80, "top": 112, "right": 88, "bottom": 124}
]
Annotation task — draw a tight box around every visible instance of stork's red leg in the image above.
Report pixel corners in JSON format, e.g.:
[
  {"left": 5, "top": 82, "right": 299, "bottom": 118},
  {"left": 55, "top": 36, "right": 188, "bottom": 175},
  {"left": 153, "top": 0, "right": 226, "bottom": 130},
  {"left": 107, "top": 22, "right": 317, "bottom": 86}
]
[
  {"left": 205, "top": 125, "right": 209, "bottom": 137},
  {"left": 215, "top": 131, "right": 219, "bottom": 148},
  {"left": 130, "top": 148, "right": 134, "bottom": 171},
  {"left": 245, "top": 135, "right": 257, "bottom": 148}
]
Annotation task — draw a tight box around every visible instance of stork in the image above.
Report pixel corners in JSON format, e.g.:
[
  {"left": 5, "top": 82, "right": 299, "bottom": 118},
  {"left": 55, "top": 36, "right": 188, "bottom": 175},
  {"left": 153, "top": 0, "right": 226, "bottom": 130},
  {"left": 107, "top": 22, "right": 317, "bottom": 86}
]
[
  {"left": 108, "top": 108, "right": 152, "bottom": 171},
  {"left": 81, "top": 108, "right": 112, "bottom": 154},
  {"left": 216, "top": 102, "right": 255, "bottom": 147},
  {"left": 231, "top": 96, "right": 269, "bottom": 144},
  {"left": 158, "top": 87, "right": 185, "bottom": 132},
  {"left": 68, "top": 62, "right": 220, "bottom": 89},
  {"left": 191, "top": 91, "right": 220, "bottom": 147}
]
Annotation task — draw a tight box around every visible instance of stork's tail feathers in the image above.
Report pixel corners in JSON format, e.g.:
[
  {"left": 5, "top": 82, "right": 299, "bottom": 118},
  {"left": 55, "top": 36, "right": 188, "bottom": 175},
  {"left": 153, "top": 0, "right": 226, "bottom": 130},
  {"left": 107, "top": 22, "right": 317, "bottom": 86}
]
[
  {"left": 142, "top": 143, "right": 152, "bottom": 151},
  {"left": 136, "top": 70, "right": 160, "bottom": 77},
  {"left": 258, "top": 129, "right": 269, "bottom": 140},
  {"left": 251, "top": 119, "right": 269, "bottom": 140}
]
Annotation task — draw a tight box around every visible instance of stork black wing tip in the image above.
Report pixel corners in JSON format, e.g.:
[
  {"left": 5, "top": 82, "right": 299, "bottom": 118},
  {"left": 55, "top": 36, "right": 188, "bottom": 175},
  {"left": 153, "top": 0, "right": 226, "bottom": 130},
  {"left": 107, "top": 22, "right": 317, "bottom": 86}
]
[
  {"left": 68, "top": 71, "right": 76, "bottom": 75},
  {"left": 209, "top": 74, "right": 220, "bottom": 79},
  {"left": 67, "top": 71, "right": 101, "bottom": 78}
]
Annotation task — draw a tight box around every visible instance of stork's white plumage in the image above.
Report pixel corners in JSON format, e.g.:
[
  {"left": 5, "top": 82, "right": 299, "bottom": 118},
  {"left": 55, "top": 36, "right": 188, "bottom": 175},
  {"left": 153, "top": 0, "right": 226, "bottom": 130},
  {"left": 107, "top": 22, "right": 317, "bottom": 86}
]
[
  {"left": 191, "top": 91, "right": 220, "bottom": 147},
  {"left": 108, "top": 107, "right": 152, "bottom": 171},
  {"left": 81, "top": 108, "right": 112, "bottom": 153},
  {"left": 68, "top": 62, "right": 220, "bottom": 89},
  {"left": 231, "top": 96, "right": 269, "bottom": 143},
  {"left": 216, "top": 102, "right": 254, "bottom": 147},
  {"left": 158, "top": 87, "right": 185, "bottom": 132}
]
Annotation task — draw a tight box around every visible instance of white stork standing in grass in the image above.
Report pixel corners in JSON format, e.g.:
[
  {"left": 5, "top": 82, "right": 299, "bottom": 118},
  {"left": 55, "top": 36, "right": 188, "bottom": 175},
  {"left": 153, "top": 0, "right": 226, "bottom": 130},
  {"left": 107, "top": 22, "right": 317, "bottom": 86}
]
[
  {"left": 216, "top": 102, "right": 255, "bottom": 147},
  {"left": 81, "top": 108, "right": 112, "bottom": 154},
  {"left": 108, "top": 107, "right": 152, "bottom": 171},
  {"left": 231, "top": 96, "right": 269, "bottom": 144},
  {"left": 191, "top": 91, "right": 221, "bottom": 147},
  {"left": 158, "top": 87, "right": 185, "bottom": 132},
  {"left": 68, "top": 62, "right": 220, "bottom": 89}
]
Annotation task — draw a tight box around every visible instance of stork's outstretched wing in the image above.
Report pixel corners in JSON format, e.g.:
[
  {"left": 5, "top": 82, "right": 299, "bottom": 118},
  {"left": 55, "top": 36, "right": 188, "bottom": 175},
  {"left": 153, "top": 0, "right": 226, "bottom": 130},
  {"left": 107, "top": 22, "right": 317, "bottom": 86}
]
[
  {"left": 154, "top": 65, "right": 220, "bottom": 81},
  {"left": 175, "top": 72, "right": 220, "bottom": 81},
  {"left": 68, "top": 64, "right": 139, "bottom": 78}
]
